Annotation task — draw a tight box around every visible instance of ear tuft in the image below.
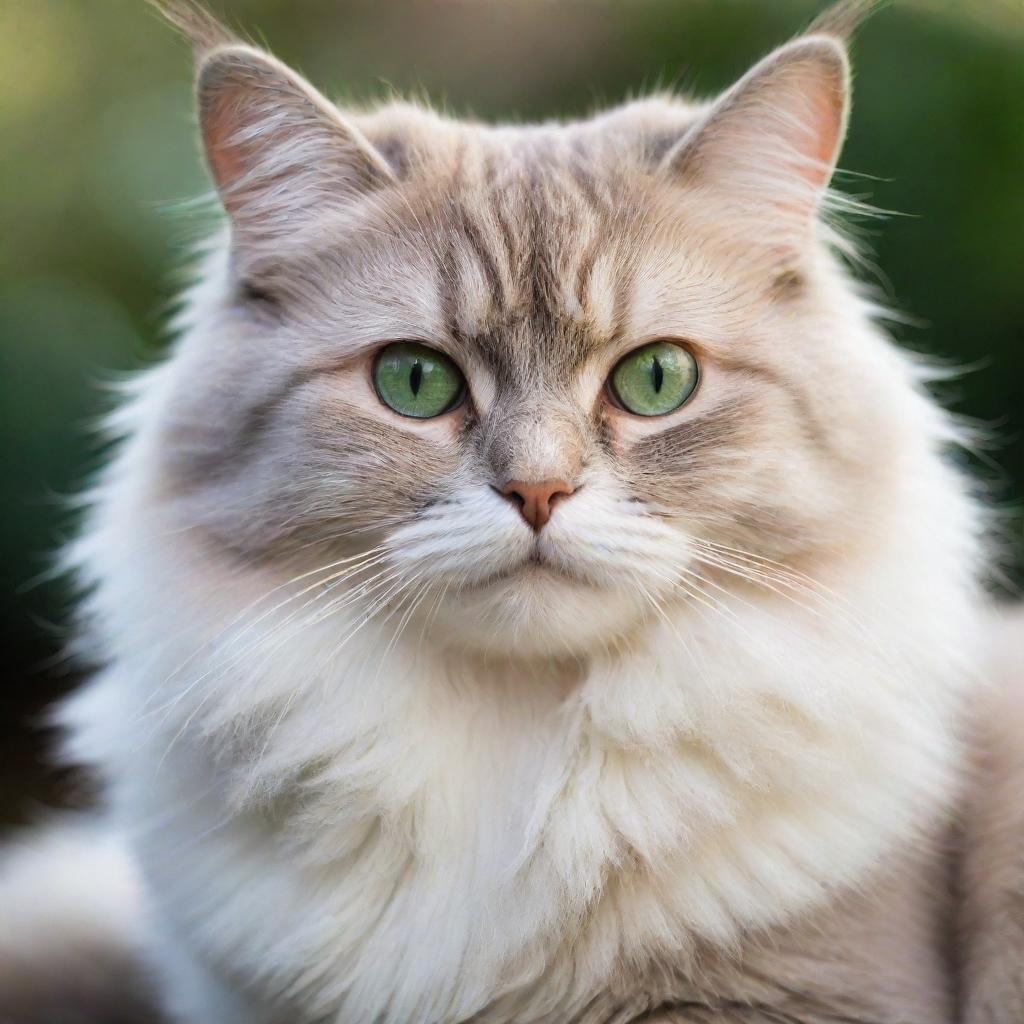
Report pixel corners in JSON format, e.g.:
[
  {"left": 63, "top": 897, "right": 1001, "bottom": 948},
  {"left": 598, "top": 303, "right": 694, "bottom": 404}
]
[
  {"left": 147, "top": 0, "right": 238, "bottom": 54},
  {"left": 807, "top": 0, "right": 888, "bottom": 42}
]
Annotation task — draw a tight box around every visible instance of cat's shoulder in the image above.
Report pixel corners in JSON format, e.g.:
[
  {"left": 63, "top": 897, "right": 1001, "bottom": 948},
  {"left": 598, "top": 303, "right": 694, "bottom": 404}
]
[{"left": 959, "top": 603, "right": 1024, "bottom": 1024}]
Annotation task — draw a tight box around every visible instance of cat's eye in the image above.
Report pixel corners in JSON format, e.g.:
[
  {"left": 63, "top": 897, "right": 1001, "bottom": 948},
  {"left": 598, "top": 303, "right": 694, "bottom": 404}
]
[
  {"left": 609, "top": 341, "right": 698, "bottom": 417},
  {"left": 373, "top": 342, "right": 466, "bottom": 419}
]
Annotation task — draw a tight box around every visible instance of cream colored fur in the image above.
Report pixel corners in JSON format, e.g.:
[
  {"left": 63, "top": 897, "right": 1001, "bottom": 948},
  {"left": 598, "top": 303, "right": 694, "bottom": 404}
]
[{"left": 23, "top": 2, "right": 1015, "bottom": 1022}]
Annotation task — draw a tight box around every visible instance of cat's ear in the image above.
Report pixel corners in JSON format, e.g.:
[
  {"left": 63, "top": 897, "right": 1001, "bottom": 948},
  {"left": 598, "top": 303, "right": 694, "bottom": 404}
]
[
  {"left": 663, "top": 35, "right": 850, "bottom": 245},
  {"left": 150, "top": 2, "right": 394, "bottom": 244},
  {"left": 195, "top": 45, "right": 394, "bottom": 243}
]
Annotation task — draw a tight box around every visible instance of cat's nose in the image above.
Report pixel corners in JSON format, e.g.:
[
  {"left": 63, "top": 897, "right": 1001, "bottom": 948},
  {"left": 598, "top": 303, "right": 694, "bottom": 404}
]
[{"left": 498, "top": 479, "right": 576, "bottom": 532}]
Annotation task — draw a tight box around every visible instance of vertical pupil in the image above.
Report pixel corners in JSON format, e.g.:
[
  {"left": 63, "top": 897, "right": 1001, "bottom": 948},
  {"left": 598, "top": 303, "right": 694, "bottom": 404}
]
[
  {"left": 409, "top": 360, "right": 423, "bottom": 396},
  {"left": 651, "top": 355, "right": 664, "bottom": 393}
]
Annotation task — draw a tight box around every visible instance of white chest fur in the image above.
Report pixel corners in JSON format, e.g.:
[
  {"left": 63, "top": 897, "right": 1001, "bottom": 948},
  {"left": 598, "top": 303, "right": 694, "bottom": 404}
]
[{"left": 66, "top": 541, "right": 978, "bottom": 1024}]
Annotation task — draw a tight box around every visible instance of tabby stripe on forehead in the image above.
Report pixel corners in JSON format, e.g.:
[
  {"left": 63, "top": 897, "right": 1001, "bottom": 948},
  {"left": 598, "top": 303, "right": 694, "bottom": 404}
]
[
  {"left": 574, "top": 234, "right": 601, "bottom": 315},
  {"left": 568, "top": 137, "right": 609, "bottom": 216},
  {"left": 448, "top": 136, "right": 469, "bottom": 186},
  {"left": 481, "top": 146, "right": 500, "bottom": 191},
  {"left": 524, "top": 170, "right": 560, "bottom": 326},
  {"left": 436, "top": 236, "right": 461, "bottom": 340},
  {"left": 569, "top": 160, "right": 604, "bottom": 214},
  {"left": 456, "top": 206, "right": 505, "bottom": 312},
  {"left": 491, "top": 197, "right": 520, "bottom": 287},
  {"left": 608, "top": 258, "right": 633, "bottom": 343}
]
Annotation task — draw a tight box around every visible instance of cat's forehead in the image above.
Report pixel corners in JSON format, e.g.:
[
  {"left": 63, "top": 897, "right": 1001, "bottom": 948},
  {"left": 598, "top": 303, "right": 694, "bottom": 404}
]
[
  {"left": 303, "top": 100, "right": 743, "bottom": 378},
  {"left": 390, "top": 125, "right": 673, "bottom": 380},
  {"left": 438, "top": 162, "right": 619, "bottom": 368}
]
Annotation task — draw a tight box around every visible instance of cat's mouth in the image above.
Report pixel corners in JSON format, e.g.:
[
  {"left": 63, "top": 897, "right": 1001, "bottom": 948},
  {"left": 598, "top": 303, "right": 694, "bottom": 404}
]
[
  {"left": 465, "top": 549, "right": 589, "bottom": 591},
  {"left": 456, "top": 548, "right": 561, "bottom": 589}
]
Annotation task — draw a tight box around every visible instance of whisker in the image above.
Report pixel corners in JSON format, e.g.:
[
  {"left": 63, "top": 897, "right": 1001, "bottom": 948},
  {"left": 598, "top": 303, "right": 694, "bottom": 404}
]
[
  {"left": 143, "top": 545, "right": 388, "bottom": 709},
  {"left": 144, "top": 551, "right": 393, "bottom": 724}
]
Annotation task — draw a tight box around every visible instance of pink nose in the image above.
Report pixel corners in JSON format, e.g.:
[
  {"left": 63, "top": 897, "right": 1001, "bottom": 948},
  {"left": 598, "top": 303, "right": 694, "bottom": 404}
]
[{"left": 499, "top": 479, "right": 576, "bottom": 531}]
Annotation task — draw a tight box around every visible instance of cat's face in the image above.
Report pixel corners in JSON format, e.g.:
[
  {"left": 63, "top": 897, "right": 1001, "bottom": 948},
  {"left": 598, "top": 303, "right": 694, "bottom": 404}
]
[{"left": 156, "top": 31, "right": 905, "bottom": 656}]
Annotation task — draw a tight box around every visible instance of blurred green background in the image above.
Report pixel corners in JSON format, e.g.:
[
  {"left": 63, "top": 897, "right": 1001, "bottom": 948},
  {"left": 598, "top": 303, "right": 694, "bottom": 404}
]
[{"left": 1, "top": 0, "right": 1022, "bottom": 826}]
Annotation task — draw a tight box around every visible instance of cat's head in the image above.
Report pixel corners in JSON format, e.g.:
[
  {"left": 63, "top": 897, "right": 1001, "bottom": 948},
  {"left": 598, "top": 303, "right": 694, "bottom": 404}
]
[{"left": 150, "top": 2, "right": 915, "bottom": 658}]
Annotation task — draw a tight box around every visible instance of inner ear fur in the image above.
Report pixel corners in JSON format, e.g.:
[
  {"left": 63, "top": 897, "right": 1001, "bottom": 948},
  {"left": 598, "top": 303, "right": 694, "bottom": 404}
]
[
  {"left": 195, "top": 44, "right": 394, "bottom": 241},
  {"left": 663, "top": 35, "right": 850, "bottom": 240}
]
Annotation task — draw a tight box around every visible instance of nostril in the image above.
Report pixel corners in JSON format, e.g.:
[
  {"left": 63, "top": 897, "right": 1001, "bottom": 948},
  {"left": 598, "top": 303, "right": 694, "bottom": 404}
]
[
  {"left": 547, "top": 487, "right": 572, "bottom": 509},
  {"left": 495, "top": 485, "right": 525, "bottom": 511},
  {"left": 497, "top": 479, "right": 577, "bottom": 531}
]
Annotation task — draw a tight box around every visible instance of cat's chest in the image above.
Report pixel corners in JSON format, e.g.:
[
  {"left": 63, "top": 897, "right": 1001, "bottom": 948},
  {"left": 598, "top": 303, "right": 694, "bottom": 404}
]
[
  {"left": 135, "top": 636, "right": 963, "bottom": 1024},
  {"left": 233, "top": 762, "right": 949, "bottom": 1024},
  {"left": 475, "top": 846, "right": 957, "bottom": 1024}
]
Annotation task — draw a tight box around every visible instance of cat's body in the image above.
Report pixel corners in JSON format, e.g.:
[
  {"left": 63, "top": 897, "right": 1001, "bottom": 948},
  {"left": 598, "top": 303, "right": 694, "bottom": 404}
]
[{"left": 4, "top": 2, "right": 1023, "bottom": 1022}]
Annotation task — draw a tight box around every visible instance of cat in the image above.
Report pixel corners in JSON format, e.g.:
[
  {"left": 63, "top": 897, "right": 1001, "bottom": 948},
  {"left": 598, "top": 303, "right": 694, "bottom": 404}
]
[{"left": 2, "top": 0, "right": 1023, "bottom": 1021}]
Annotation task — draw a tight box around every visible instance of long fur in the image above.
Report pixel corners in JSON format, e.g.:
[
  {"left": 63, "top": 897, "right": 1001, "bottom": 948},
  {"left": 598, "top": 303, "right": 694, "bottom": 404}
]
[{"left": 5, "top": 2, "right": 1020, "bottom": 1022}]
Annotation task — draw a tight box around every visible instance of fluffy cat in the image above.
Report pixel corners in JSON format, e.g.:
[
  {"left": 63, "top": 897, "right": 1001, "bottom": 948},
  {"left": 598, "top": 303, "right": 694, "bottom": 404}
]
[{"left": 4, "top": 1, "right": 1023, "bottom": 1021}]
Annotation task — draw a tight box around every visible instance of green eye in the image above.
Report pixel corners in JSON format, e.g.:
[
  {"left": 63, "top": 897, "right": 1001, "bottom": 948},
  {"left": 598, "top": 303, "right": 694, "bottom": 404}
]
[
  {"left": 609, "top": 341, "right": 698, "bottom": 417},
  {"left": 373, "top": 342, "right": 465, "bottom": 419}
]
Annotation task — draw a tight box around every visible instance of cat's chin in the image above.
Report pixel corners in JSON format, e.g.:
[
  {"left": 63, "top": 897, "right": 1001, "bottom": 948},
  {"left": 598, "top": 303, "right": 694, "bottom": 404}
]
[{"left": 428, "top": 558, "right": 651, "bottom": 658}]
